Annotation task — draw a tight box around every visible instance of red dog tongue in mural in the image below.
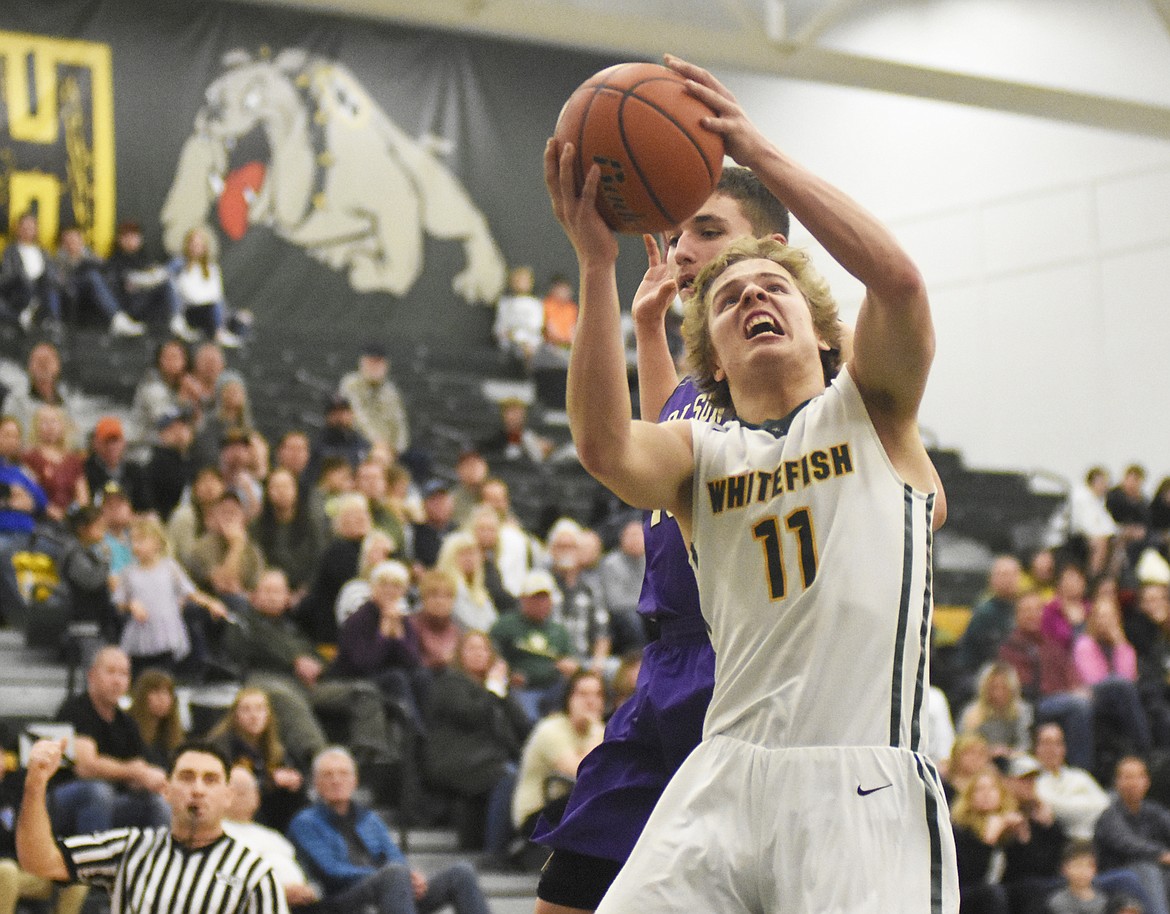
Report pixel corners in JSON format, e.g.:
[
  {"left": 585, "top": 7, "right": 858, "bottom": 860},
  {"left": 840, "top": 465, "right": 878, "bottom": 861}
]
[{"left": 218, "top": 161, "right": 266, "bottom": 240}]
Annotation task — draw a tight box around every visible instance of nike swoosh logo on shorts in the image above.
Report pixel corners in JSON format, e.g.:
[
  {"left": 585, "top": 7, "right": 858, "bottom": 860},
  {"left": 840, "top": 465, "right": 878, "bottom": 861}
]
[{"left": 856, "top": 783, "right": 892, "bottom": 797}]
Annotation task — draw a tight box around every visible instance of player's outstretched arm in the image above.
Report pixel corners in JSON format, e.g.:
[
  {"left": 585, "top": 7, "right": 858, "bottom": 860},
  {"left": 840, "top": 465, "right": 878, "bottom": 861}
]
[
  {"left": 632, "top": 234, "right": 682, "bottom": 422},
  {"left": 545, "top": 140, "right": 694, "bottom": 517},
  {"left": 17, "top": 739, "right": 71, "bottom": 881},
  {"left": 666, "top": 55, "right": 933, "bottom": 426}
]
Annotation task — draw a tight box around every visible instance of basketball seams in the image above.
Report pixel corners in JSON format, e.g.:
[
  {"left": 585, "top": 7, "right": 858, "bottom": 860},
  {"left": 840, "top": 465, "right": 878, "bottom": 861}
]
[{"left": 557, "top": 62, "right": 724, "bottom": 233}]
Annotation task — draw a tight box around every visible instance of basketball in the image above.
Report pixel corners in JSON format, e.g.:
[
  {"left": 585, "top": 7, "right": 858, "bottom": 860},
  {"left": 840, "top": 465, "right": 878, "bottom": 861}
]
[{"left": 555, "top": 62, "right": 724, "bottom": 234}]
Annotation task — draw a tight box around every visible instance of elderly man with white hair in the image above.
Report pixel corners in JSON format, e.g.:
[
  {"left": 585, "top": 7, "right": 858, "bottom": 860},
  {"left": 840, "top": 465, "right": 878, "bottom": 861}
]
[{"left": 289, "top": 747, "right": 490, "bottom": 914}]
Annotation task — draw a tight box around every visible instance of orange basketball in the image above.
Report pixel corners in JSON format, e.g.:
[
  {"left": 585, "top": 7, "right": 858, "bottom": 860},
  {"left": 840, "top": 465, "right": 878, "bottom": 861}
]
[{"left": 555, "top": 62, "right": 724, "bottom": 235}]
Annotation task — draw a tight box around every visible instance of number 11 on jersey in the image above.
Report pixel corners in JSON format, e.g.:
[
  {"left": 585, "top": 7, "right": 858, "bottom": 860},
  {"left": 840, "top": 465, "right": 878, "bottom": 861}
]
[{"left": 752, "top": 508, "right": 818, "bottom": 600}]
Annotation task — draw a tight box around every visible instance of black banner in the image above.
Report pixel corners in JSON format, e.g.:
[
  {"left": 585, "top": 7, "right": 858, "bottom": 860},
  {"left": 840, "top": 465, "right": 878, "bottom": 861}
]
[{"left": 0, "top": 0, "right": 651, "bottom": 343}]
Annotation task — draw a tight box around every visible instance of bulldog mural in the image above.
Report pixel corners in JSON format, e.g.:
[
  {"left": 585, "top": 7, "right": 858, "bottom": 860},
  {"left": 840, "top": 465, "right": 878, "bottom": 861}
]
[{"left": 161, "top": 48, "right": 506, "bottom": 303}]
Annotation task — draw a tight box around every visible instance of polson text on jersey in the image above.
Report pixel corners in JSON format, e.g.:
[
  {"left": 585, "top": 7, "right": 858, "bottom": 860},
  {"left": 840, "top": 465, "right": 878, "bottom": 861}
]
[{"left": 705, "top": 442, "right": 854, "bottom": 515}]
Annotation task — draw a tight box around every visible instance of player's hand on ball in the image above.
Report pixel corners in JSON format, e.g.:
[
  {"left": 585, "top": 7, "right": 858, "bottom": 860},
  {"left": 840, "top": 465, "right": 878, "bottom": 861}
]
[
  {"left": 26, "top": 739, "right": 66, "bottom": 784},
  {"left": 544, "top": 139, "right": 619, "bottom": 265},
  {"left": 631, "top": 235, "right": 678, "bottom": 329},
  {"left": 664, "top": 55, "right": 768, "bottom": 167}
]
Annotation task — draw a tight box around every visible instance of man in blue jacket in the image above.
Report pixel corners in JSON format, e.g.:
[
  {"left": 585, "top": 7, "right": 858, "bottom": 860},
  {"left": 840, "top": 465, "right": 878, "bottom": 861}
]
[{"left": 289, "top": 746, "right": 491, "bottom": 914}]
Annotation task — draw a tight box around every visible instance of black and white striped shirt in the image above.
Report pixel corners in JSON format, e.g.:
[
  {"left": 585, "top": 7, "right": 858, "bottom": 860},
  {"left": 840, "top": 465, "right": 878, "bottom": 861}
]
[{"left": 61, "top": 827, "right": 289, "bottom": 914}]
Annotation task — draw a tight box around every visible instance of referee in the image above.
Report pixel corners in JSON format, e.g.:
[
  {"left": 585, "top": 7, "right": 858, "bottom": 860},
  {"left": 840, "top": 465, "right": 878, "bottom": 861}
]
[{"left": 18, "top": 738, "right": 289, "bottom": 914}]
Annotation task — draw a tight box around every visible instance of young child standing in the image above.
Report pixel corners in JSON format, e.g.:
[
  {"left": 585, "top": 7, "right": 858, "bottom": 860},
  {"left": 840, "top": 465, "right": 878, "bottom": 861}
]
[{"left": 114, "top": 515, "right": 227, "bottom": 677}]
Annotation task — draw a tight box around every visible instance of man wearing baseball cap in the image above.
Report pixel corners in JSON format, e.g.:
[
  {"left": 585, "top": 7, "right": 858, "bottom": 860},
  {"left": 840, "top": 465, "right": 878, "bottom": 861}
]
[
  {"left": 490, "top": 569, "right": 578, "bottom": 721},
  {"left": 83, "top": 416, "right": 149, "bottom": 511}
]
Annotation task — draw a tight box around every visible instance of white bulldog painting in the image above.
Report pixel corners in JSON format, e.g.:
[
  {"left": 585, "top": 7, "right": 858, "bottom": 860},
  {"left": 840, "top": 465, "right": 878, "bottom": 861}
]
[{"left": 161, "top": 48, "right": 506, "bottom": 303}]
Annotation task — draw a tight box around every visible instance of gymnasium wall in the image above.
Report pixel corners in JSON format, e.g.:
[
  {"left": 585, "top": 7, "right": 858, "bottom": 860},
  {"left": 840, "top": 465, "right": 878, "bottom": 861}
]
[{"left": 725, "top": 59, "right": 1170, "bottom": 487}]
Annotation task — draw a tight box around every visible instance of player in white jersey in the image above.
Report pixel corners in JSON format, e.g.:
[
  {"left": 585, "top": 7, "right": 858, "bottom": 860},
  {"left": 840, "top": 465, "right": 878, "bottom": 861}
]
[{"left": 545, "top": 53, "right": 958, "bottom": 913}]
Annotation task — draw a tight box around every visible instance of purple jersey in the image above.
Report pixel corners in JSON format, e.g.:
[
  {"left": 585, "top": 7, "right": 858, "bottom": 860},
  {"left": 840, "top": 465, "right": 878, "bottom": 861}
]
[
  {"left": 532, "top": 379, "right": 722, "bottom": 874},
  {"left": 637, "top": 378, "right": 724, "bottom": 624}
]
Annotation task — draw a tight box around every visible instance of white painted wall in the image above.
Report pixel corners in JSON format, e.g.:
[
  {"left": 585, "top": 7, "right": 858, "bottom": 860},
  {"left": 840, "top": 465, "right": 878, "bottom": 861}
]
[{"left": 719, "top": 56, "right": 1170, "bottom": 489}]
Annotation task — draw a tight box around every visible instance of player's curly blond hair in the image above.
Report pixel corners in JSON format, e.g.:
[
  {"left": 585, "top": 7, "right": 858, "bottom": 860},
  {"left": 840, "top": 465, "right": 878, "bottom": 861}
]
[{"left": 683, "top": 237, "right": 841, "bottom": 411}]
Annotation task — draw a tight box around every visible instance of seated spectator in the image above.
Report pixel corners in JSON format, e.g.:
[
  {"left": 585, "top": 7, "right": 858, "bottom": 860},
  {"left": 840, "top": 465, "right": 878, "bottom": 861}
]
[
  {"left": 223, "top": 569, "right": 400, "bottom": 785},
  {"left": 212, "top": 427, "right": 263, "bottom": 521},
  {"left": 207, "top": 686, "right": 307, "bottom": 832},
  {"left": 998, "top": 590, "right": 1096, "bottom": 771},
  {"left": 951, "top": 766, "right": 1027, "bottom": 914},
  {"left": 192, "top": 382, "right": 253, "bottom": 477},
  {"left": 0, "top": 758, "right": 88, "bottom": 914},
  {"left": 252, "top": 467, "right": 322, "bottom": 600},
  {"left": 97, "top": 482, "right": 133, "bottom": 574},
  {"left": 539, "top": 275, "right": 577, "bottom": 352},
  {"left": 1128, "top": 584, "right": 1170, "bottom": 746},
  {"left": 126, "top": 668, "right": 186, "bottom": 768},
  {"left": 131, "top": 338, "right": 200, "bottom": 446},
  {"left": 143, "top": 406, "right": 197, "bottom": 521},
  {"left": 478, "top": 398, "right": 551, "bottom": 465},
  {"left": 1108, "top": 465, "right": 1152, "bottom": 569},
  {"left": 83, "top": 415, "right": 150, "bottom": 512},
  {"left": 338, "top": 343, "right": 409, "bottom": 462},
  {"left": 222, "top": 766, "right": 319, "bottom": 908},
  {"left": 53, "top": 225, "right": 144, "bottom": 336},
  {"left": 2, "top": 343, "right": 78, "bottom": 452},
  {"left": 1024, "top": 548, "right": 1058, "bottom": 601},
  {"left": 436, "top": 530, "right": 497, "bottom": 632},
  {"left": 354, "top": 458, "right": 405, "bottom": 554},
  {"left": 0, "top": 212, "right": 61, "bottom": 333},
  {"left": 59, "top": 504, "right": 118, "bottom": 640},
  {"left": 411, "top": 479, "right": 456, "bottom": 571},
  {"left": 956, "top": 555, "right": 1023, "bottom": 689},
  {"left": 512, "top": 669, "right": 605, "bottom": 842},
  {"left": 466, "top": 507, "right": 516, "bottom": 615},
  {"left": 480, "top": 476, "right": 540, "bottom": 597},
  {"left": 289, "top": 746, "right": 492, "bottom": 914},
  {"left": 334, "top": 529, "right": 397, "bottom": 627},
  {"left": 308, "top": 456, "right": 355, "bottom": 542},
  {"left": 167, "top": 466, "right": 224, "bottom": 571},
  {"left": 275, "top": 429, "right": 313, "bottom": 491},
  {"left": 1046, "top": 841, "right": 1108, "bottom": 914},
  {"left": 170, "top": 226, "right": 240, "bottom": 346},
  {"left": 942, "top": 733, "right": 993, "bottom": 804},
  {"left": 450, "top": 449, "right": 489, "bottom": 527},
  {"left": 596, "top": 518, "right": 648, "bottom": 656},
  {"left": 115, "top": 515, "right": 228, "bottom": 677},
  {"left": 1095, "top": 756, "right": 1170, "bottom": 914},
  {"left": 104, "top": 218, "right": 187, "bottom": 337},
  {"left": 297, "top": 492, "right": 369, "bottom": 644},
  {"left": 424, "top": 629, "right": 531, "bottom": 861},
  {"left": 0, "top": 415, "right": 25, "bottom": 471},
  {"left": 408, "top": 569, "right": 464, "bottom": 672},
  {"left": 1151, "top": 479, "right": 1170, "bottom": 560},
  {"left": 188, "top": 491, "right": 264, "bottom": 606},
  {"left": 310, "top": 394, "right": 370, "bottom": 477},
  {"left": 546, "top": 518, "right": 611, "bottom": 674},
  {"left": 24, "top": 404, "right": 87, "bottom": 522},
  {"left": 1043, "top": 563, "right": 1091, "bottom": 652},
  {"left": 329, "top": 560, "right": 425, "bottom": 731},
  {"left": 1064, "top": 467, "right": 1119, "bottom": 579},
  {"left": 959, "top": 661, "right": 1035, "bottom": 760},
  {"left": 1002, "top": 755, "right": 1070, "bottom": 914},
  {"left": 50, "top": 646, "right": 171, "bottom": 833},
  {"left": 190, "top": 341, "right": 250, "bottom": 423},
  {"left": 492, "top": 264, "right": 544, "bottom": 371},
  {"left": 1033, "top": 723, "right": 1109, "bottom": 841},
  {"left": 491, "top": 569, "right": 578, "bottom": 722}
]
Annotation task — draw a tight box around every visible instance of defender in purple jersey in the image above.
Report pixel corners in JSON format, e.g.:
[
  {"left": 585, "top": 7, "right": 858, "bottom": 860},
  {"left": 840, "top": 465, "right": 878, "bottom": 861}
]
[{"left": 532, "top": 166, "right": 792, "bottom": 914}]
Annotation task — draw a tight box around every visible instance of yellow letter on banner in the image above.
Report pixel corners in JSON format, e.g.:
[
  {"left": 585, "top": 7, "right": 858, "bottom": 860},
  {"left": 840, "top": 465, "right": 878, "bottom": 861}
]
[{"left": 0, "top": 30, "right": 115, "bottom": 253}]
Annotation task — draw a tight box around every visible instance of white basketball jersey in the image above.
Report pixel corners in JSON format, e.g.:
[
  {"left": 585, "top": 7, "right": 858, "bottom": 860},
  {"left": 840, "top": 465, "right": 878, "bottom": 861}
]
[{"left": 690, "top": 368, "right": 936, "bottom": 750}]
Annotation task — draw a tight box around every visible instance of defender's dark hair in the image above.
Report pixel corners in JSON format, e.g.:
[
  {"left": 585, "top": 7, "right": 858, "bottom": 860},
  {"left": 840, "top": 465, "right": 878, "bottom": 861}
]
[{"left": 715, "top": 166, "right": 791, "bottom": 239}]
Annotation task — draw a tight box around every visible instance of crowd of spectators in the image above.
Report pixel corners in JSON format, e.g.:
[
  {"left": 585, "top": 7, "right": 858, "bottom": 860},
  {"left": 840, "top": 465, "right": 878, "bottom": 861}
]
[
  {"left": 938, "top": 464, "right": 1170, "bottom": 913},
  {"left": 0, "top": 314, "right": 650, "bottom": 905},
  {"left": 8, "top": 236, "right": 1170, "bottom": 910}
]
